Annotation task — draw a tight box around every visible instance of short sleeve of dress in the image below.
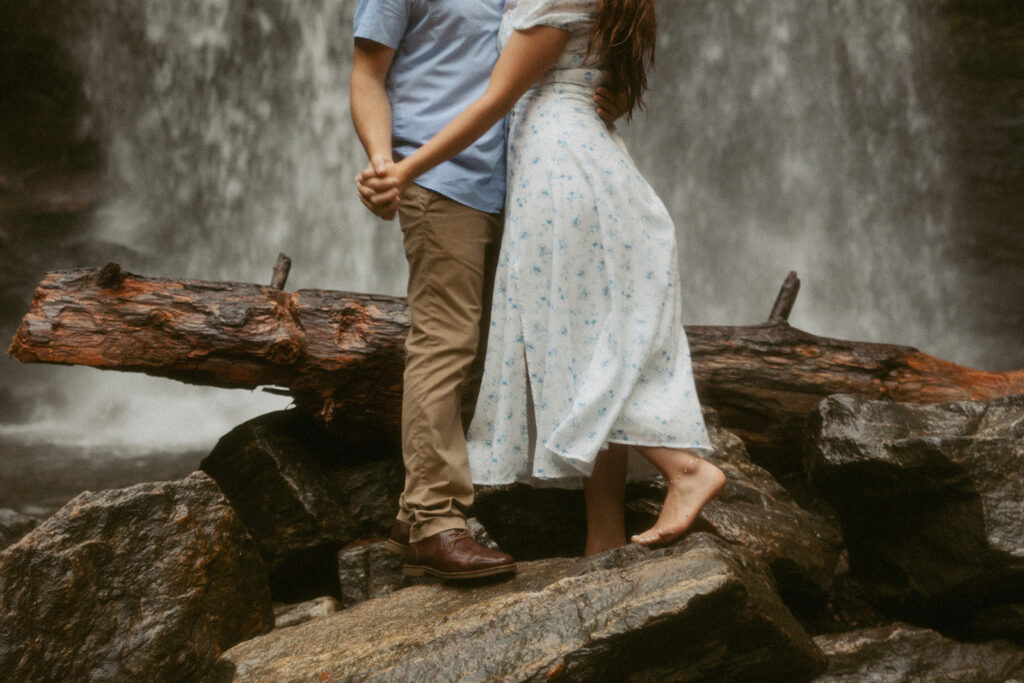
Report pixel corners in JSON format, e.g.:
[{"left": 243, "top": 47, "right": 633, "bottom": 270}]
[{"left": 508, "top": 0, "right": 595, "bottom": 33}]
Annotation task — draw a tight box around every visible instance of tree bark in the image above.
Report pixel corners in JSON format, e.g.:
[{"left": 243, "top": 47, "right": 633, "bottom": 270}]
[
  {"left": 9, "top": 264, "right": 1024, "bottom": 470},
  {"left": 8, "top": 264, "right": 409, "bottom": 444}
]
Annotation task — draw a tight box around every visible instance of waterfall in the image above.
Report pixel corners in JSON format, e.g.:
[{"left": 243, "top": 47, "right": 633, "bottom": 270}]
[
  {"left": 630, "top": 1, "right": 959, "bottom": 352},
  {"left": 1, "top": 0, "right": 1021, "bottom": 455}
]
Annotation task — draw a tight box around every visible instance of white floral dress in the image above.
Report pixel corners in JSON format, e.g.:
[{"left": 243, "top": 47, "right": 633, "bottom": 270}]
[{"left": 467, "top": 0, "right": 712, "bottom": 486}]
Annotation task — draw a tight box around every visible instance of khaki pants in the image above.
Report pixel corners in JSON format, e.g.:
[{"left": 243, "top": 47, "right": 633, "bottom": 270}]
[{"left": 397, "top": 183, "right": 502, "bottom": 543}]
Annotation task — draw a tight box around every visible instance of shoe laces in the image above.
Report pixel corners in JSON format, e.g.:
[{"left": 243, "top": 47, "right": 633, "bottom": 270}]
[{"left": 448, "top": 529, "right": 475, "bottom": 548}]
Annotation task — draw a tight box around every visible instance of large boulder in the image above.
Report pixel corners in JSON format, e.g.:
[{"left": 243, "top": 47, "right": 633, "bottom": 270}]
[
  {"left": 201, "top": 409, "right": 404, "bottom": 600},
  {"left": 212, "top": 533, "right": 826, "bottom": 682},
  {"left": 805, "top": 394, "right": 1024, "bottom": 633},
  {"left": 0, "top": 472, "right": 272, "bottom": 682},
  {"left": 814, "top": 622, "right": 1024, "bottom": 681},
  {"left": 475, "top": 409, "right": 843, "bottom": 604}
]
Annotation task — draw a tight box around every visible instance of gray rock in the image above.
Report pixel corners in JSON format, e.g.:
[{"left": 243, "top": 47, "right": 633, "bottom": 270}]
[
  {"left": 212, "top": 533, "right": 826, "bottom": 682},
  {"left": 0, "top": 508, "right": 37, "bottom": 551},
  {"left": 805, "top": 394, "right": 1024, "bottom": 631},
  {"left": 476, "top": 409, "right": 843, "bottom": 602},
  {"left": 813, "top": 622, "right": 1024, "bottom": 682},
  {"left": 336, "top": 519, "right": 496, "bottom": 608},
  {"left": 201, "top": 409, "right": 404, "bottom": 600},
  {"left": 272, "top": 597, "right": 340, "bottom": 630},
  {"left": 0, "top": 472, "right": 273, "bottom": 682},
  {"left": 336, "top": 541, "right": 408, "bottom": 608}
]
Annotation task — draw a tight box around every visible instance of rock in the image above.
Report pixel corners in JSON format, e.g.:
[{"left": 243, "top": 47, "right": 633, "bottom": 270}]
[
  {"left": 973, "top": 603, "right": 1024, "bottom": 643},
  {"left": 813, "top": 622, "right": 1024, "bottom": 681},
  {"left": 805, "top": 394, "right": 1024, "bottom": 632},
  {"left": 0, "top": 472, "right": 273, "bottom": 682},
  {"left": 475, "top": 409, "right": 843, "bottom": 604},
  {"left": 336, "top": 541, "right": 408, "bottom": 608},
  {"left": 272, "top": 597, "right": 340, "bottom": 630},
  {"left": 0, "top": 508, "right": 37, "bottom": 551},
  {"left": 201, "top": 409, "right": 404, "bottom": 601},
  {"left": 212, "top": 533, "right": 826, "bottom": 682},
  {"left": 668, "top": 415, "right": 843, "bottom": 602}
]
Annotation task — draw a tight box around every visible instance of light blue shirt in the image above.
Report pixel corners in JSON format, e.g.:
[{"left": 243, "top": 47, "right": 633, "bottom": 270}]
[{"left": 354, "top": 0, "right": 506, "bottom": 213}]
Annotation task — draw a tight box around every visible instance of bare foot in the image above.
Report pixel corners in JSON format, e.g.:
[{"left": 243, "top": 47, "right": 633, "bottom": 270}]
[{"left": 631, "top": 454, "right": 725, "bottom": 547}]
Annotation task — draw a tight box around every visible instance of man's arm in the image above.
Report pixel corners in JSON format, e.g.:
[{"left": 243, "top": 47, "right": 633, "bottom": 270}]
[{"left": 350, "top": 38, "right": 400, "bottom": 219}]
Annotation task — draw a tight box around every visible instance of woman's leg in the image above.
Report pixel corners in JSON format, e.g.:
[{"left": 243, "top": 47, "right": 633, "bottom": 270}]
[
  {"left": 582, "top": 443, "right": 629, "bottom": 556},
  {"left": 632, "top": 447, "right": 725, "bottom": 546}
]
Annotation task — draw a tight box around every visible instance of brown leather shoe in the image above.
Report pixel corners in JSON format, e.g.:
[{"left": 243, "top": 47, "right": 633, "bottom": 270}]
[
  {"left": 385, "top": 519, "right": 410, "bottom": 556},
  {"left": 403, "top": 528, "right": 516, "bottom": 580}
]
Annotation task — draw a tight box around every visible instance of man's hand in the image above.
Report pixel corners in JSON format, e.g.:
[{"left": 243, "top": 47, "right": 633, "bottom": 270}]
[
  {"left": 351, "top": 38, "right": 399, "bottom": 220},
  {"left": 594, "top": 87, "right": 629, "bottom": 128},
  {"left": 355, "top": 153, "right": 401, "bottom": 220}
]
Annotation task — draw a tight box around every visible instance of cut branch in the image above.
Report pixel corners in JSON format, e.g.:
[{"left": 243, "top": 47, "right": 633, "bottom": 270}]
[
  {"left": 270, "top": 253, "right": 292, "bottom": 291},
  {"left": 768, "top": 271, "right": 800, "bottom": 323},
  {"left": 10, "top": 265, "right": 1024, "bottom": 471}
]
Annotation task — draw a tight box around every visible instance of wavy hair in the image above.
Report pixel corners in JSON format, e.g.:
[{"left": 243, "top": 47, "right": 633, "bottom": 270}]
[{"left": 586, "top": 0, "right": 657, "bottom": 120}]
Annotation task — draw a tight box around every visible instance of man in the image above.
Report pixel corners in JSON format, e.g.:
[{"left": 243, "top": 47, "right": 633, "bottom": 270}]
[{"left": 350, "top": 0, "right": 623, "bottom": 580}]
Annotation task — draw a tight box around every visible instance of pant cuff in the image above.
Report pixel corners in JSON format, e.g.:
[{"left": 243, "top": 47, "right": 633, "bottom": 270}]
[{"left": 411, "top": 516, "right": 467, "bottom": 544}]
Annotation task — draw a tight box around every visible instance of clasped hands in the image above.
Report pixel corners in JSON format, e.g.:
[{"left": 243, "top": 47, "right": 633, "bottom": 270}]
[
  {"left": 355, "top": 86, "right": 628, "bottom": 220},
  {"left": 355, "top": 153, "right": 406, "bottom": 221}
]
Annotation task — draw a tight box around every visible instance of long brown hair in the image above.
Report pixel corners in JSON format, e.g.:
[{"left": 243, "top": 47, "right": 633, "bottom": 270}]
[{"left": 586, "top": 0, "right": 657, "bottom": 120}]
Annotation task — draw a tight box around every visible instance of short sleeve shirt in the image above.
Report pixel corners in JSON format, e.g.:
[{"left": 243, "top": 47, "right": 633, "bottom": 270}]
[{"left": 354, "top": 0, "right": 507, "bottom": 213}]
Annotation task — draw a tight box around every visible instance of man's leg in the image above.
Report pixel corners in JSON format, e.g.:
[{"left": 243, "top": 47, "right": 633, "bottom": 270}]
[
  {"left": 393, "top": 184, "right": 511, "bottom": 577},
  {"left": 457, "top": 219, "right": 501, "bottom": 432}
]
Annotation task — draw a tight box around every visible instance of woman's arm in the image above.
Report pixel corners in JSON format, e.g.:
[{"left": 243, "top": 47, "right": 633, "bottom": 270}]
[{"left": 391, "top": 26, "right": 570, "bottom": 191}]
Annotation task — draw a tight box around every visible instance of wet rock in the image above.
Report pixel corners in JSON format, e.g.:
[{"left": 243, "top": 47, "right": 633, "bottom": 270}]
[
  {"left": 212, "top": 533, "right": 826, "bottom": 682},
  {"left": 666, "top": 415, "right": 843, "bottom": 601},
  {"left": 814, "top": 622, "right": 1024, "bottom": 681},
  {"left": 972, "top": 603, "right": 1024, "bottom": 643},
  {"left": 0, "top": 472, "right": 272, "bottom": 682},
  {"left": 336, "top": 541, "right": 407, "bottom": 608},
  {"left": 336, "top": 519, "right": 495, "bottom": 608},
  {"left": 272, "top": 597, "right": 340, "bottom": 630},
  {"left": 0, "top": 508, "right": 37, "bottom": 550},
  {"left": 201, "top": 409, "right": 403, "bottom": 601},
  {"left": 805, "top": 394, "right": 1024, "bottom": 632},
  {"left": 475, "top": 409, "right": 843, "bottom": 603}
]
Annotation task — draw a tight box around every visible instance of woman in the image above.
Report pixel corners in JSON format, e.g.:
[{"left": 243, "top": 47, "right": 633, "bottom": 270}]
[{"left": 364, "top": 0, "right": 725, "bottom": 555}]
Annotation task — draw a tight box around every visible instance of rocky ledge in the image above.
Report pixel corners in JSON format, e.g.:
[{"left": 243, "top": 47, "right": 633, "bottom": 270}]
[
  {"left": 0, "top": 396, "right": 1021, "bottom": 681},
  {"left": 213, "top": 534, "right": 825, "bottom": 682}
]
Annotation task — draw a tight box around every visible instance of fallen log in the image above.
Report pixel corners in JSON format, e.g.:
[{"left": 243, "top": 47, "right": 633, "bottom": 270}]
[
  {"left": 9, "top": 264, "right": 1024, "bottom": 472},
  {"left": 8, "top": 262, "right": 409, "bottom": 445}
]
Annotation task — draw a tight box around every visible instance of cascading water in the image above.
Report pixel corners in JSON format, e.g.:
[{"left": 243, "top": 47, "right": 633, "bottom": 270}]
[
  {"left": 626, "top": 0, "right": 1022, "bottom": 372},
  {"left": 1, "top": 1, "right": 1021, "bottom": 467}
]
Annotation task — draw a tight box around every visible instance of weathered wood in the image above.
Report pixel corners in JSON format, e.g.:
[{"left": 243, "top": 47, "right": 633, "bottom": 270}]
[
  {"left": 768, "top": 271, "right": 800, "bottom": 323},
  {"left": 270, "top": 253, "right": 292, "bottom": 291},
  {"left": 8, "top": 264, "right": 409, "bottom": 443},
  {"left": 9, "top": 265, "right": 1024, "bottom": 470}
]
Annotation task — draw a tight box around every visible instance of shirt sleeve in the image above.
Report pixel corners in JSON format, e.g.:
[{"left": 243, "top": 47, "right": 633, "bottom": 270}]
[
  {"left": 353, "top": 0, "right": 410, "bottom": 50},
  {"left": 509, "top": 0, "right": 595, "bottom": 33}
]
